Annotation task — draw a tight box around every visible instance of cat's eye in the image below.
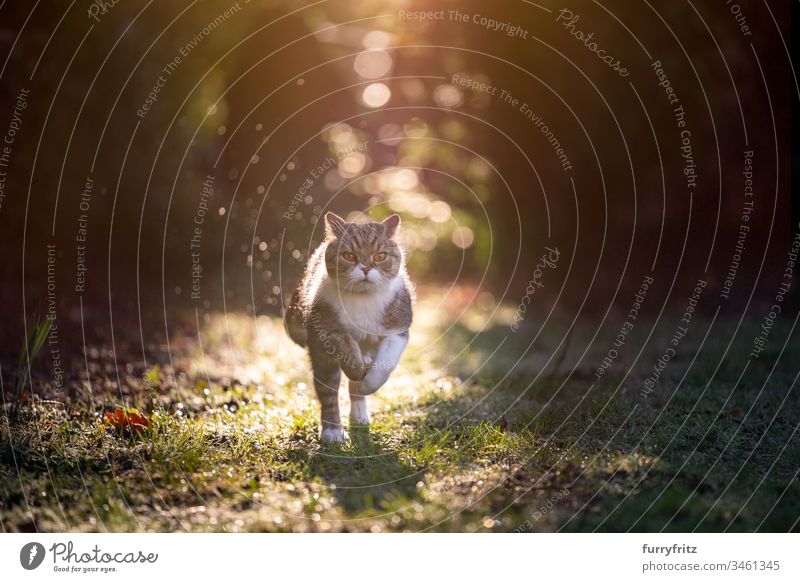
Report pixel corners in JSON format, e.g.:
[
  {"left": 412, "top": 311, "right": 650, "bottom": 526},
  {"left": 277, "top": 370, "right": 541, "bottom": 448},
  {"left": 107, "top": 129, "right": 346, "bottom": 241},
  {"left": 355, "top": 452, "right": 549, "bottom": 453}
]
[
  {"left": 373, "top": 252, "right": 387, "bottom": 262},
  {"left": 341, "top": 251, "right": 357, "bottom": 262}
]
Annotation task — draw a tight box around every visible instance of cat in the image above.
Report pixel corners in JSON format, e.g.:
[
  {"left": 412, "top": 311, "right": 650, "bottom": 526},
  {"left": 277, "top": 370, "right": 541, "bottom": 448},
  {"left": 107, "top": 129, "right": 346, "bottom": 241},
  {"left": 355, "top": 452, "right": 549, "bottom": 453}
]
[{"left": 284, "top": 212, "right": 414, "bottom": 443}]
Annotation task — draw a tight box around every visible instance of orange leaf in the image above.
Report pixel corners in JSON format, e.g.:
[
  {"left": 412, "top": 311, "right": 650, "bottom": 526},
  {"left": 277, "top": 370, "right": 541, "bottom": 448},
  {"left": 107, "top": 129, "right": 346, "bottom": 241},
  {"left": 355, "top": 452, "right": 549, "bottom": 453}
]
[{"left": 104, "top": 410, "right": 149, "bottom": 433}]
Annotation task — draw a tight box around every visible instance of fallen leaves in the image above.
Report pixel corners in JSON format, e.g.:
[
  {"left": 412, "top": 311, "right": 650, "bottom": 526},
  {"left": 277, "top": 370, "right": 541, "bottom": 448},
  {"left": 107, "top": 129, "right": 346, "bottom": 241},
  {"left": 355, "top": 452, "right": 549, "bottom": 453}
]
[{"left": 103, "top": 409, "right": 150, "bottom": 434}]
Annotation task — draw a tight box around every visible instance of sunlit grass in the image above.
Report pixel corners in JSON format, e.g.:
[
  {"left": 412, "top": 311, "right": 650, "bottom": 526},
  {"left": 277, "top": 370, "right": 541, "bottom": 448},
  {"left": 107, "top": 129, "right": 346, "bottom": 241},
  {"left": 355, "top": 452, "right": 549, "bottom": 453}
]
[{"left": 1, "top": 291, "right": 798, "bottom": 532}]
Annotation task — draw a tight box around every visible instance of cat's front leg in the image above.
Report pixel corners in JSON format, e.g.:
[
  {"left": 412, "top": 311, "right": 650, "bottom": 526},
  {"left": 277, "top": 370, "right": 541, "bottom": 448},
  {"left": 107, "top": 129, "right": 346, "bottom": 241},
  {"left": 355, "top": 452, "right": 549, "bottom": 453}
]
[
  {"left": 348, "top": 379, "right": 370, "bottom": 426},
  {"left": 335, "top": 336, "right": 371, "bottom": 382},
  {"left": 307, "top": 303, "right": 369, "bottom": 381},
  {"left": 356, "top": 331, "right": 408, "bottom": 395}
]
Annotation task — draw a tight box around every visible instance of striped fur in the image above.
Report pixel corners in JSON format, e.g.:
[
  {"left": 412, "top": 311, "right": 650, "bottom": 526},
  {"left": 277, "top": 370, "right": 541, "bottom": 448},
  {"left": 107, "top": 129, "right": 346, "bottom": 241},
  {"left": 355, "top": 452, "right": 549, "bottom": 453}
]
[{"left": 284, "top": 213, "right": 414, "bottom": 442}]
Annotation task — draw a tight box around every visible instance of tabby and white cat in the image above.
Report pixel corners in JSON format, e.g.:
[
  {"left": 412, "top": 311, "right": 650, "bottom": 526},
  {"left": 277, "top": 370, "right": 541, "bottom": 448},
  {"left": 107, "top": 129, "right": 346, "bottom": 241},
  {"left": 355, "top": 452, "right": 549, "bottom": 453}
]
[{"left": 284, "top": 212, "right": 414, "bottom": 443}]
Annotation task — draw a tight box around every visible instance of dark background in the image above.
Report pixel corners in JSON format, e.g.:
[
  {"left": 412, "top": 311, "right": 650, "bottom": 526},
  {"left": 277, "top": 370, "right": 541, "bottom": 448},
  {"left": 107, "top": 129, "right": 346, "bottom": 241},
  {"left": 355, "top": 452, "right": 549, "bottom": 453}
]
[{"left": 0, "top": 0, "right": 794, "bottom": 364}]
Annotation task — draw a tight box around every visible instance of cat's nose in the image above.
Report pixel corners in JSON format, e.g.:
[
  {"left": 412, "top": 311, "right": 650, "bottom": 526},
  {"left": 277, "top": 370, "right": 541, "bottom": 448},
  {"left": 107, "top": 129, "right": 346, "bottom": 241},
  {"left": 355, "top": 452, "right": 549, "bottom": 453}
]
[{"left": 361, "top": 265, "right": 371, "bottom": 275}]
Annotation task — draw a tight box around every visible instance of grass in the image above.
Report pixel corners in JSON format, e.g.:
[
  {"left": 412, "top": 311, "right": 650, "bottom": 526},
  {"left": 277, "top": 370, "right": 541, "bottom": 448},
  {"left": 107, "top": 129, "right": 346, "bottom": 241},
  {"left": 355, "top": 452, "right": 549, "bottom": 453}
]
[
  {"left": 1, "top": 290, "right": 798, "bottom": 532},
  {"left": 10, "top": 313, "right": 52, "bottom": 416}
]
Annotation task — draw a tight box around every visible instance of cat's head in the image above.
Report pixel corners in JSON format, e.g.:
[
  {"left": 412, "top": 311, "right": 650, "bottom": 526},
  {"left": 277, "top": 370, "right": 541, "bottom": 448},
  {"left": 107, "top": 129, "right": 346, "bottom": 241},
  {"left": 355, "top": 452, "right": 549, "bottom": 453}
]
[{"left": 323, "top": 212, "right": 403, "bottom": 294}]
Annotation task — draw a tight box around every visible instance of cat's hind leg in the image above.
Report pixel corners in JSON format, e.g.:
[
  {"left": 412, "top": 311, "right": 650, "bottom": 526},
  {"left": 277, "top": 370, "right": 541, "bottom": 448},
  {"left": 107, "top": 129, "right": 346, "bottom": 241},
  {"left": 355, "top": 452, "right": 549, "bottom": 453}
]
[{"left": 357, "top": 331, "right": 408, "bottom": 395}]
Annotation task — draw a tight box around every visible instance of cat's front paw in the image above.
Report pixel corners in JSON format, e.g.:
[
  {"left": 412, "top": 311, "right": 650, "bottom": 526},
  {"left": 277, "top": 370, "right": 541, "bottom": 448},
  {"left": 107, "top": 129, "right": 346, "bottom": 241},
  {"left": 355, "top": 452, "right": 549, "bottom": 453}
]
[
  {"left": 320, "top": 426, "right": 347, "bottom": 444},
  {"left": 349, "top": 398, "right": 370, "bottom": 426},
  {"left": 343, "top": 355, "right": 372, "bottom": 381},
  {"left": 358, "top": 365, "right": 391, "bottom": 395}
]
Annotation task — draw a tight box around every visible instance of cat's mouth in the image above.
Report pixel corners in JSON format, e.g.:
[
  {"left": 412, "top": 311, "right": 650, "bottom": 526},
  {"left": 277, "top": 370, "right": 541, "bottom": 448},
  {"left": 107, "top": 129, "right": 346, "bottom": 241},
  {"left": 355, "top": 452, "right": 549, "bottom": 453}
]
[
  {"left": 348, "top": 279, "right": 378, "bottom": 293},
  {"left": 347, "top": 277, "right": 378, "bottom": 293},
  {"left": 343, "top": 268, "right": 382, "bottom": 293}
]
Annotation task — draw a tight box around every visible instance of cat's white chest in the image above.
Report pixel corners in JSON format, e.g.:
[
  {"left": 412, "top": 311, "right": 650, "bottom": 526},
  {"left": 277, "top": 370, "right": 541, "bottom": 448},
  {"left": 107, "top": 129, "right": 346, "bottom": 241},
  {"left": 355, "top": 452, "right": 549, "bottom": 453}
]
[
  {"left": 338, "top": 294, "right": 387, "bottom": 339},
  {"left": 319, "top": 277, "right": 400, "bottom": 340}
]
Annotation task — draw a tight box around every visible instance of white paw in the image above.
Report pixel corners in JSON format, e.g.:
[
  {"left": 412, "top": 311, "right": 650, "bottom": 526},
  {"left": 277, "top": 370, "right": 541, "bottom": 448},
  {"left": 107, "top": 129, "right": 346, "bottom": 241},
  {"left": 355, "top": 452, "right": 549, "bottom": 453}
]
[
  {"left": 349, "top": 399, "right": 370, "bottom": 426},
  {"left": 320, "top": 426, "right": 347, "bottom": 444}
]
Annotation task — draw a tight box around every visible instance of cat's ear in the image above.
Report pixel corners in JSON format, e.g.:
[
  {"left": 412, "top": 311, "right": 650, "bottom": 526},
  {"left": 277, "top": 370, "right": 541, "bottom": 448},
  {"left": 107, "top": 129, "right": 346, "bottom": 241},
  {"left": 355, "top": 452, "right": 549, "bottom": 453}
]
[
  {"left": 325, "top": 212, "right": 348, "bottom": 238},
  {"left": 382, "top": 214, "right": 401, "bottom": 237}
]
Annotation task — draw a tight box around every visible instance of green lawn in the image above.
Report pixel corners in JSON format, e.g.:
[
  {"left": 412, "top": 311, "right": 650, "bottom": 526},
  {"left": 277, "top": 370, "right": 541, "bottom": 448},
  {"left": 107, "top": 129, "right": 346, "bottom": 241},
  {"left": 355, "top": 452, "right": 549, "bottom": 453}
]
[{"left": 1, "top": 292, "right": 798, "bottom": 532}]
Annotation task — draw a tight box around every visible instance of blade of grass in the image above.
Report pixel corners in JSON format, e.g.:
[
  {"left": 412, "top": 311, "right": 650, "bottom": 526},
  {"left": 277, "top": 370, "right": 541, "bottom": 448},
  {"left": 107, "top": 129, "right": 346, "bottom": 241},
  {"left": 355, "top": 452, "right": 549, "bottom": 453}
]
[{"left": 11, "top": 313, "right": 52, "bottom": 416}]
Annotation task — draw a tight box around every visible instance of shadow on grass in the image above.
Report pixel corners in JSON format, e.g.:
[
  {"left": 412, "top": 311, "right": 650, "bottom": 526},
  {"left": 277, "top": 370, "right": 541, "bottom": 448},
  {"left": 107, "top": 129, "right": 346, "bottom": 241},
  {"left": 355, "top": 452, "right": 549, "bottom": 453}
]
[
  {"left": 3, "top": 308, "right": 799, "bottom": 532},
  {"left": 303, "top": 426, "right": 423, "bottom": 518}
]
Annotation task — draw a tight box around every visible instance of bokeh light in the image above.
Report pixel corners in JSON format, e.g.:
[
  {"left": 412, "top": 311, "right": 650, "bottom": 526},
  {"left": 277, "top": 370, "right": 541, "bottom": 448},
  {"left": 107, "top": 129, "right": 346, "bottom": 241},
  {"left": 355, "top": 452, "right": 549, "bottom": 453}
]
[
  {"left": 353, "top": 49, "right": 393, "bottom": 79},
  {"left": 451, "top": 226, "right": 474, "bottom": 249},
  {"left": 362, "top": 29, "right": 393, "bottom": 49},
  {"left": 361, "top": 82, "right": 391, "bottom": 108},
  {"left": 429, "top": 201, "right": 452, "bottom": 223},
  {"left": 433, "top": 84, "right": 464, "bottom": 108},
  {"left": 338, "top": 152, "right": 367, "bottom": 178}
]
